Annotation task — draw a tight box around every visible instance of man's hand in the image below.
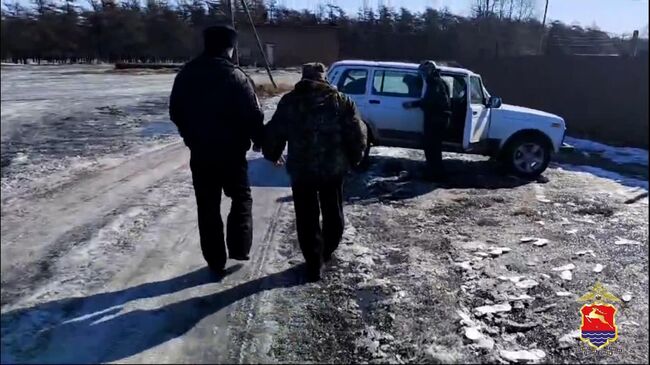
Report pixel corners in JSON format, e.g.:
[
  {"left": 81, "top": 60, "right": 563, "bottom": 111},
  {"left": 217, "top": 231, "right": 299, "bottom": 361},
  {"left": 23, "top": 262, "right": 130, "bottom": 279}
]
[{"left": 274, "top": 155, "right": 286, "bottom": 167}]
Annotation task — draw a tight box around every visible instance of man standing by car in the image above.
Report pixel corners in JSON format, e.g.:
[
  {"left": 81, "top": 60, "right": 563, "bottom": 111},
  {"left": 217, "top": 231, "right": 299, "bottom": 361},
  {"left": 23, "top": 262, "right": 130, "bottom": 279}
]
[
  {"left": 403, "top": 61, "right": 451, "bottom": 181},
  {"left": 169, "top": 25, "right": 264, "bottom": 274},
  {"left": 263, "top": 63, "right": 367, "bottom": 282}
]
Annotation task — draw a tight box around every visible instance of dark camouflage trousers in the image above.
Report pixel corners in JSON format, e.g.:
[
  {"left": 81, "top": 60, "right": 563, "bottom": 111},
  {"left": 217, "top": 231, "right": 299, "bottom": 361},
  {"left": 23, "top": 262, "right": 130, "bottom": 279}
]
[{"left": 291, "top": 176, "right": 345, "bottom": 270}]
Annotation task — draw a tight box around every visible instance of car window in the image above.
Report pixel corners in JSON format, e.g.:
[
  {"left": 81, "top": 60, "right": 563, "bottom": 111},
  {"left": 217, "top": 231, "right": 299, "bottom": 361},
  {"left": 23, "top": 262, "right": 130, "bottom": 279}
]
[
  {"left": 470, "top": 76, "right": 485, "bottom": 105},
  {"left": 441, "top": 75, "right": 467, "bottom": 99},
  {"left": 337, "top": 69, "right": 368, "bottom": 95},
  {"left": 372, "top": 70, "right": 422, "bottom": 98}
]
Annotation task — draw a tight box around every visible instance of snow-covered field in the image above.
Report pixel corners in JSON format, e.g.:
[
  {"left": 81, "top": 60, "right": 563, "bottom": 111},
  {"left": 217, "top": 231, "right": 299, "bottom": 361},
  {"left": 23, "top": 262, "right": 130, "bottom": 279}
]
[{"left": 1, "top": 65, "right": 647, "bottom": 364}]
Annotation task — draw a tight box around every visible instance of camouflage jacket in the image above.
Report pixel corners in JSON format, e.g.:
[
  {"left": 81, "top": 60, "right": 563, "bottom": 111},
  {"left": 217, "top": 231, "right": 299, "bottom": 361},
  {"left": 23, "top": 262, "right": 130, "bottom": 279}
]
[{"left": 262, "top": 79, "right": 367, "bottom": 182}]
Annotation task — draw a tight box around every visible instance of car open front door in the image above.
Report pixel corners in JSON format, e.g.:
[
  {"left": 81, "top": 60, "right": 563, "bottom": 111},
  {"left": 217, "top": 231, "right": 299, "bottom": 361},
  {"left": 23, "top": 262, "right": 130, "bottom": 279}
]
[
  {"left": 463, "top": 75, "right": 491, "bottom": 149},
  {"left": 364, "top": 69, "right": 424, "bottom": 144}
]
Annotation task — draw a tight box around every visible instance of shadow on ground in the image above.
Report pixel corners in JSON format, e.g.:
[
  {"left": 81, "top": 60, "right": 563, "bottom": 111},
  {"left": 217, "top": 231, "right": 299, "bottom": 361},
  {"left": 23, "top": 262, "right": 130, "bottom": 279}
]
[
  {"left": 248, "top": 157, "right": 291, "bottom": 188},
  {"left": 345, "top": 155, "right": 533, "bottom": 203},
  {"left": 1, "top": 264, "right": 308, "bottom": 364}
]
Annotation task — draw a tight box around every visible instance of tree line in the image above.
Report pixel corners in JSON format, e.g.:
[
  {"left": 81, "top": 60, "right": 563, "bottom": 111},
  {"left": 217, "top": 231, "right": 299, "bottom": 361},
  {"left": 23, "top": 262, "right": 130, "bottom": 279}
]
[{"left": 1, "top": 0, "right": 643, "bottom": 64}]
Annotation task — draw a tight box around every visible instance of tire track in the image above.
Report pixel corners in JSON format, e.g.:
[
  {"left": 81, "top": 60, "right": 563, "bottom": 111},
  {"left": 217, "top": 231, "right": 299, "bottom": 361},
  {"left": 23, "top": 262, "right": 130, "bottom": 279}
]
[{"left": 1, "top": 143, "right": 188, "bottom": 306}]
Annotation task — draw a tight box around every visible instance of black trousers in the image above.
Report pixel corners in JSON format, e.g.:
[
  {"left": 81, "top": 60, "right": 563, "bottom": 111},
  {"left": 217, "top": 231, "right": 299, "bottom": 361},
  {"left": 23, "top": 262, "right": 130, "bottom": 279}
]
[
  {"left": 291, "top": 177, "right": 345, "bottom": 269},
  {"left": 423, "top": 115, "right": 447, "bottom": 175},
  {"left": 190, "top": 154, "right": 253, "bottom": 269}
]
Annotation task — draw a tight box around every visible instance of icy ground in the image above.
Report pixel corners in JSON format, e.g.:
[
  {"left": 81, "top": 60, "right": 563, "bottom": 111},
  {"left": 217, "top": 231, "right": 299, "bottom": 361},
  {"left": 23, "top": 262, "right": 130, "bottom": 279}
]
[
  {"left": 1, "top": 65, "right": 648, "bottom": 364},
  {"left": 564, "top": 137, "right": 648, "bottom": 167}
]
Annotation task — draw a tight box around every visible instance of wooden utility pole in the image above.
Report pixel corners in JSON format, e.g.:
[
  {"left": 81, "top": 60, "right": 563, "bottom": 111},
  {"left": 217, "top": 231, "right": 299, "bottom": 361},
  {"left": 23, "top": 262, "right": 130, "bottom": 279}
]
[
  {"left": 229, "top": 0, "right": 239, "bottom": 65},
  {"left": 631, "top": 30, "right": 639, "bottom": 57},
  {"left": 538, "top": 0, "right": 549, "bottom": 55},
  {"left": 239, "top": 0, "right": 277, "bottom": 88}
]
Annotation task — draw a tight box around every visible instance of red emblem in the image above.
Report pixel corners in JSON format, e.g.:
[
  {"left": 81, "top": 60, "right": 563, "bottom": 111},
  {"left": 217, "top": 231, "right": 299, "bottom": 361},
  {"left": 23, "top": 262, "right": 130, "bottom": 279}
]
[{"left": 580, "top": 304, "right": 618, "bottom": 349}]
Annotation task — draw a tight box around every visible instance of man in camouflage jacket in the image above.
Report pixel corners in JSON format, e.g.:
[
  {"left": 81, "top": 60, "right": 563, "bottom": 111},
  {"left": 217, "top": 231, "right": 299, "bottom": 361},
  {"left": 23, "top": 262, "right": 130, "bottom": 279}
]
[
  {"left": 263, "top": 63, "right": 367, "bottom": 281},
  {"left": 169, "top": 25, "right": 264, "bottom": 274}
]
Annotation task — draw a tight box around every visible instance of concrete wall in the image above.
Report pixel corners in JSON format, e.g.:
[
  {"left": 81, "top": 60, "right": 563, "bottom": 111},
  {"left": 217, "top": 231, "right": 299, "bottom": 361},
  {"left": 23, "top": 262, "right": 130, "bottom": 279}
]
[
  {"left": 464, "top": 55, "right": 649, "bottom": 148},
  {"left": 238, "top": 26, "right": 339, "bottom": 68}
]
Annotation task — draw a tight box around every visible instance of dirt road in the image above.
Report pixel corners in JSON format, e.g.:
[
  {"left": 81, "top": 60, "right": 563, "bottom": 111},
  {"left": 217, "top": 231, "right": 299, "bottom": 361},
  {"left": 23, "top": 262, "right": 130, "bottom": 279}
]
[
  {"left": 1, "top": 65, "right": 301, "bottom": 363},
  {"left": 1, "top": 142, "right": 299, "bottom": 363},
  {"left": 1, "top": 65, "right": 647, "bottom": 364}
]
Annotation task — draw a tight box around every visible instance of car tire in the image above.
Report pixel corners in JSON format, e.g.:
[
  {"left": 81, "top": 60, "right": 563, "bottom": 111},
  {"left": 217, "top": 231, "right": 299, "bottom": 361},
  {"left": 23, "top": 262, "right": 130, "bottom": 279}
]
[{"left": 501, "top": 134, "right": 551, "bottom": 179}]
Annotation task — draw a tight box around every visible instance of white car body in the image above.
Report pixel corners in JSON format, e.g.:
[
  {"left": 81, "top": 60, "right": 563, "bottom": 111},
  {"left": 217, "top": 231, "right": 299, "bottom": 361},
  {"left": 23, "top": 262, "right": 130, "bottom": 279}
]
[{"left": 327, "top": 60, "right": 567, "bottom": 174}]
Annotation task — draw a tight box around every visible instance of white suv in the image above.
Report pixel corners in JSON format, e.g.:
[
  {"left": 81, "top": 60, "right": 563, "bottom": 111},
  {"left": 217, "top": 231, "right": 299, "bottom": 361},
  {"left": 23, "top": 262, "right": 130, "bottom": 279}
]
[{"left": 327, "top": 60, "right": 568, "bottom": 178}]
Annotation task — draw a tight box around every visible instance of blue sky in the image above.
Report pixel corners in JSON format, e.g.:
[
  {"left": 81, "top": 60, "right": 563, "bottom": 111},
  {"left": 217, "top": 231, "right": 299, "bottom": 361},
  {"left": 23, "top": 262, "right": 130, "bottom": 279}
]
[
  {"left": 8, "top": 0, "right": 649, "bottom": 35},
  {"left": 282, "top": 0, "right": 649, "bottom": 35}
]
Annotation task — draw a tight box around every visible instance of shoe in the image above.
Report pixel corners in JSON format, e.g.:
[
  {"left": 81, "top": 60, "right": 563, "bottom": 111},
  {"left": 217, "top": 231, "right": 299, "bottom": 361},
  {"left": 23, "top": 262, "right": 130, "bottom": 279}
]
[
  {"left": 207, "top": 263, "right": 226, "bottom": 275},
  {"left": 229, "top": 254, "right": 250, "bottom": 261},
  {"left": 305, "top": 264, "right": 322, "bottom": 282},
  {"left": 323, "top": 252, "right": 332, "bottom": 263},
  {"left": 323, "top": 250, "right": 336, "bottom": 264}
]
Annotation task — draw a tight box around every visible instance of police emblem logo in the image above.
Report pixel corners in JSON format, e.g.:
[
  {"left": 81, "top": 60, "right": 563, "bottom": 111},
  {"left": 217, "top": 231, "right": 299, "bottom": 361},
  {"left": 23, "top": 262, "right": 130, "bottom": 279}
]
[{"left": 577, "top": 282, "right": 621, "bottom": 349}]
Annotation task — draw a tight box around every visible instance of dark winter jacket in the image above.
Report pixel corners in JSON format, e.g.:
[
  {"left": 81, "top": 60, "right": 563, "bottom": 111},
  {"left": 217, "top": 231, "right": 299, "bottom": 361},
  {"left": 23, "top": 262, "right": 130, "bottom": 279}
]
[
  {"left": 169, "top": 55, "right": 264, "bottom": 157},
  {"left": 262, "top": 79, "right": 367, "bottom": 182},
  {"left": 409, "top": 73, "right": 452, "bottom": 119}
]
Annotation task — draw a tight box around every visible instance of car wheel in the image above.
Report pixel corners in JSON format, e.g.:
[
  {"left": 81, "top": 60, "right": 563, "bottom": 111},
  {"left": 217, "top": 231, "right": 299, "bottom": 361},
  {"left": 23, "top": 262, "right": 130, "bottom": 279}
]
[{"left": 502, "top": 135, "right": 551, "bottom": 179}]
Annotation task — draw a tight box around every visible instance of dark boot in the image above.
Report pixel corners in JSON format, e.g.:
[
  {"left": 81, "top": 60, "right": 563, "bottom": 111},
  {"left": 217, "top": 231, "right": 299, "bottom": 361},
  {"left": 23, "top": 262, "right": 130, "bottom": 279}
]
[{"left": 305, "top": 262, "right": 322, "bottom": 282}]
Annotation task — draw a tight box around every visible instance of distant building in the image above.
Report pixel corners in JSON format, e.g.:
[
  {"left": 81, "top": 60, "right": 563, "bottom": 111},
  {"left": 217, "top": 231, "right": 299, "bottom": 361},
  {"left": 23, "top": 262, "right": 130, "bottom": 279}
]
[{"left": 237, "top": 24, "right": 339, "bottom": 67}]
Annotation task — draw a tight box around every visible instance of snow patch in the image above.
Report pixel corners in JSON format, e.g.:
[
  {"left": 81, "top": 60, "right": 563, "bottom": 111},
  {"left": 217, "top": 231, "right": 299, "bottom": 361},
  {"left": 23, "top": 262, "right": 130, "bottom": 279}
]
[
  {"left": 557, "top": 164, "right": 648, "bottom": 190},
  {"left": 565, "top": 137, "right": 648, "bottom": 166}
]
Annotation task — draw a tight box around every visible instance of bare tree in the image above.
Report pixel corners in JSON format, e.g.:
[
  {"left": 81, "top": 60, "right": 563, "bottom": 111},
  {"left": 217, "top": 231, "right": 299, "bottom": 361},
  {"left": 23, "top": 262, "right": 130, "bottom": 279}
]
[
  {"left": 515, "top": 0, "right": 536, "bottom": 21},
  {"left": 471, "top": 0, "right": 490, "bottom": 18}
]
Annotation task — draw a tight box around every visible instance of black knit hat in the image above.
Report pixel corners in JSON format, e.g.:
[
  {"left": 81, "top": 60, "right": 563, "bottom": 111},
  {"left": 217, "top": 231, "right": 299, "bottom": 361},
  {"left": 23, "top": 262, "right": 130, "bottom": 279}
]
[{"left": 203, "top": 25, "right": 237, "bottom": 54}]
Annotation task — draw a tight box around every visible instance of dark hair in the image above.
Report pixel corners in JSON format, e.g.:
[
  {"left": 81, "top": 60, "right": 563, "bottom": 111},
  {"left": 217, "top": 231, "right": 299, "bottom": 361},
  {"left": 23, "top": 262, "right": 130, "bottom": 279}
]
[{"left": 203, "top": 25, "right": 237, "bottom": 55}]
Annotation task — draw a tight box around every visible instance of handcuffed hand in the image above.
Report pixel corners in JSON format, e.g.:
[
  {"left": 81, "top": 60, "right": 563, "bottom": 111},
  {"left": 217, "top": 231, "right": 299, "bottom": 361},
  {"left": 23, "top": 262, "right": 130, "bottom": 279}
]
[{"left": 274, "top": 155, "right": 286, "bottom": 167}]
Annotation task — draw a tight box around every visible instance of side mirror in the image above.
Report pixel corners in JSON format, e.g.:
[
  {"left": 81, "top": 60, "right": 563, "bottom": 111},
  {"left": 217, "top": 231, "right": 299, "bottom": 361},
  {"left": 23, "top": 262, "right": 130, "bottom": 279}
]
[{"left": 488, "top": 96, "right": 502, "bottom": 109}]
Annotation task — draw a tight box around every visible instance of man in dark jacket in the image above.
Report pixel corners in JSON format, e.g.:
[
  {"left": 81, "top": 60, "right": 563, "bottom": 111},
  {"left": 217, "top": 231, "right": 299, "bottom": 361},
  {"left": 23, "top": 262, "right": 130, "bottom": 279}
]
[
  {"left": 263, "top": 63, "right": 367, "bottom": 282},
  {"left": 403, "top": 61, "right": 451, "bottom": 181},
  {"left": 169, "top": 25, "right": 264, "bottom": 273}
]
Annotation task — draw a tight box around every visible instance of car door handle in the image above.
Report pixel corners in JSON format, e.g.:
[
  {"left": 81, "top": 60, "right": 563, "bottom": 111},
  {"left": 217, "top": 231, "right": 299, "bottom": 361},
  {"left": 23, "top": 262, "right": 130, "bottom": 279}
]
[{"left": 369, "top": 100, "right": 381, "bottom": 104}]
